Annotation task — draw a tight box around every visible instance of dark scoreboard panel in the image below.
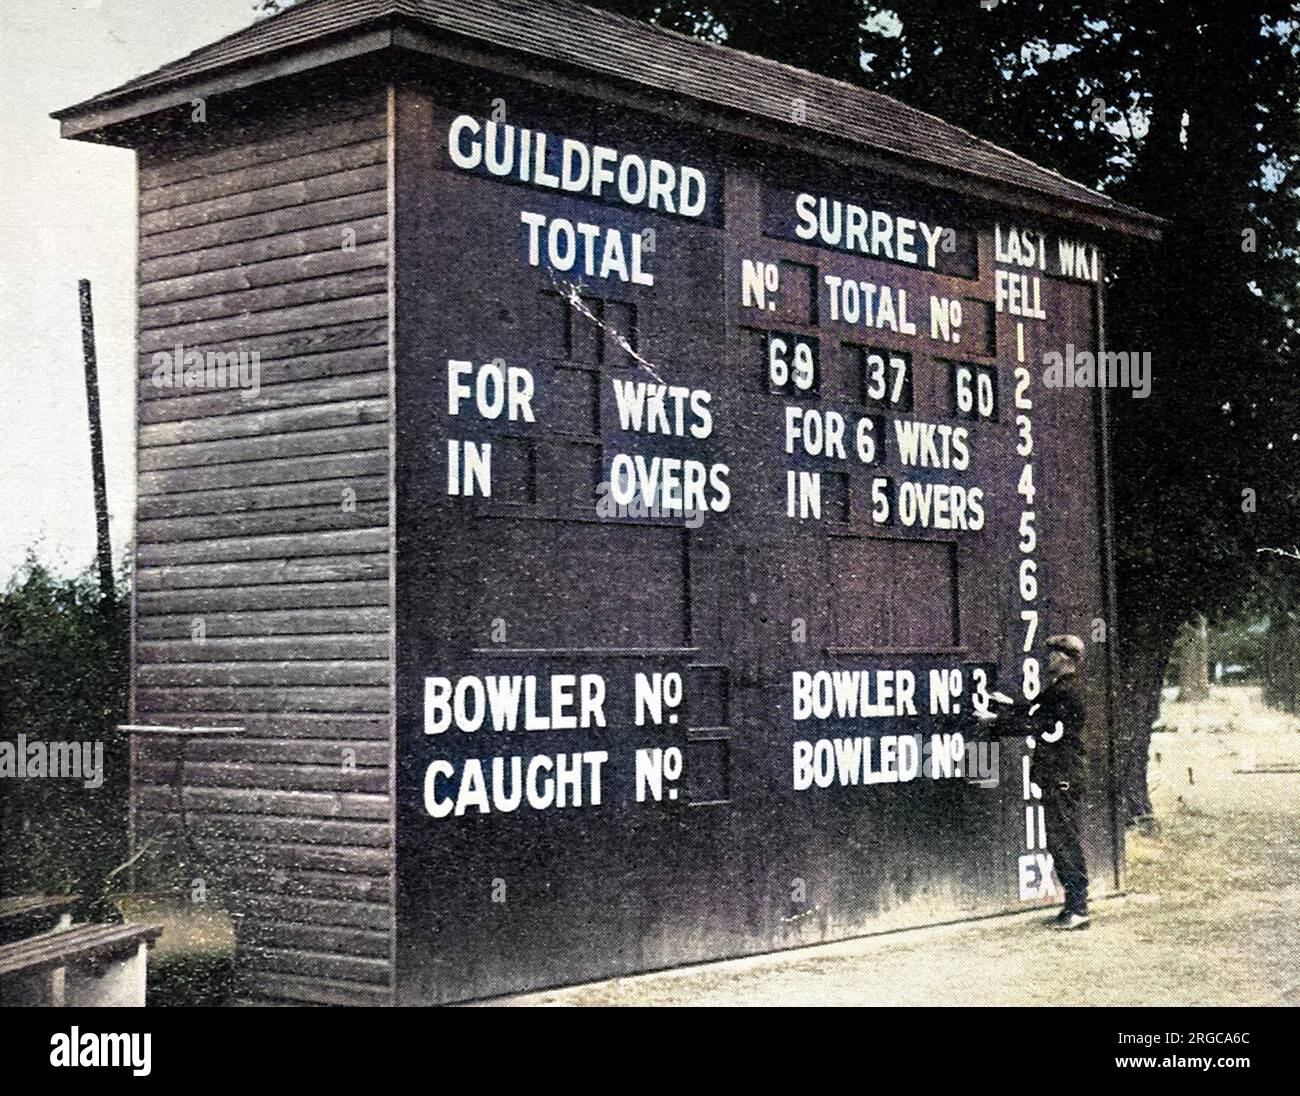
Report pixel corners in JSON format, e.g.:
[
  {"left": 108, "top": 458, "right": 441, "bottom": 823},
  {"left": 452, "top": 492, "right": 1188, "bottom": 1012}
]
[{"left": 393, "top": 70, "right": 1113, "bottom": 1004}]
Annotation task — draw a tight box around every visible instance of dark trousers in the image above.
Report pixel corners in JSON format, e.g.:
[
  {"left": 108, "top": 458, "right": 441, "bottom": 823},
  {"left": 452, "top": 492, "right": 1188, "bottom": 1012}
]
[{"left": 1043, "top": 784, "right": 1088, "bottom": 914}]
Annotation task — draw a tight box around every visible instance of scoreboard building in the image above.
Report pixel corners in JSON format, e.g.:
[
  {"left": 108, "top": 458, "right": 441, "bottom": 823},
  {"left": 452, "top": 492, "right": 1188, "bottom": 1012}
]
[{"left": 56, "top": 0, "right": 1163, "bottom": 1004}]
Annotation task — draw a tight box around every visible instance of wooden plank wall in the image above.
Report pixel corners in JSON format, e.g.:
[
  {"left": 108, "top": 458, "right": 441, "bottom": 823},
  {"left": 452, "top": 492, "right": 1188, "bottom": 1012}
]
[{"left": 131, "top": 85, "right": 394, "bottom": 1006}]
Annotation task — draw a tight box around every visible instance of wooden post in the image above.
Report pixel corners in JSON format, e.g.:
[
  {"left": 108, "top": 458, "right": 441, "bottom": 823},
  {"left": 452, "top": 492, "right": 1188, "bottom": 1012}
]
[{"left": 78, "top": 278, "right": 114, "bottom": 602}]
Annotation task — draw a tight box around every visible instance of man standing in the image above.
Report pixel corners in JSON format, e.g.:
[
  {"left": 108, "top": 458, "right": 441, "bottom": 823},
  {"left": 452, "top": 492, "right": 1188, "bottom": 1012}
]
[{"left": 1006, "top": 634, "right": 1091, "bottom": 929}]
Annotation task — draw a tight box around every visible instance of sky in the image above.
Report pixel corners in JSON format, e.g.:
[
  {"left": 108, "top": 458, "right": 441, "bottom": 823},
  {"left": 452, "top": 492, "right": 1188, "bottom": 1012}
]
[{"left": 0, "top": 0, "right": 273, "bottom": 581}]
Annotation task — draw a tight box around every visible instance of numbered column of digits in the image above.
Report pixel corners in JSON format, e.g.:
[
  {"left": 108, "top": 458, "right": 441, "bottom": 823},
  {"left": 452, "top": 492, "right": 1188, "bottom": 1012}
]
[{"left": 1013, "top": 330, "right": 1045, "bottom": 864}]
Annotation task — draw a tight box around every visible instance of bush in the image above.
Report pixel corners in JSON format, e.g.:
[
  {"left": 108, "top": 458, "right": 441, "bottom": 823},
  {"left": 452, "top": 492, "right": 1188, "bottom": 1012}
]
[{"left": 0, "top": 556, "right": 130, "bottom": 904}]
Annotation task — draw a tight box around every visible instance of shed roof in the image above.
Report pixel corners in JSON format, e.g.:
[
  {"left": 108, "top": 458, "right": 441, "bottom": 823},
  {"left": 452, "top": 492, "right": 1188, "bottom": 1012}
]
[{"left": 54, "top": 0, "right": 1162, "bottom": 237}]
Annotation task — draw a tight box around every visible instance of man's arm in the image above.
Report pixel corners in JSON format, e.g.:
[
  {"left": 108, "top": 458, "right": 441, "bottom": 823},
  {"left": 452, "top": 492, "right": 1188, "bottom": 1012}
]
[
  {"left": 980, "top": 693, "right": 1035, "bottom": 737},
  {"left": 983, "top": 684, "right": 1068, "bottom": 741}
]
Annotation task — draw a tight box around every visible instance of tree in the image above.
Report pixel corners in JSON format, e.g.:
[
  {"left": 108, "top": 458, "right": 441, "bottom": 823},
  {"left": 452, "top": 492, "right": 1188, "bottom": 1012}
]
[
  {"left": 1173, "top": 615, "right": 1211, "bottom": 701},
  {"left": 1083, "top": 3, "right": 1299, "bottom": 820}
]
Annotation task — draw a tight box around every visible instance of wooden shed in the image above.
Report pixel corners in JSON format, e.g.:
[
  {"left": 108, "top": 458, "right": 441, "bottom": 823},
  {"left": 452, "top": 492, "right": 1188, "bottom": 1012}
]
[{"left": 56, "top": 0, "right": 1162, "bottom": 1005}]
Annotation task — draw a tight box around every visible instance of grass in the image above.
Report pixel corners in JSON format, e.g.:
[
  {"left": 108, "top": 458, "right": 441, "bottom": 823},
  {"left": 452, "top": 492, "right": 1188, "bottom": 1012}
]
[{"left": 113, "top": 892, "right": 241, "bottom": 1006}]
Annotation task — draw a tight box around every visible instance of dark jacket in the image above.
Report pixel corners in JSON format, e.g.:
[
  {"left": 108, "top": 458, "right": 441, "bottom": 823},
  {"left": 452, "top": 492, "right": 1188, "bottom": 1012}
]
[{"left": 1008, "top": 672, "right": 1088, "bottom": 792}]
